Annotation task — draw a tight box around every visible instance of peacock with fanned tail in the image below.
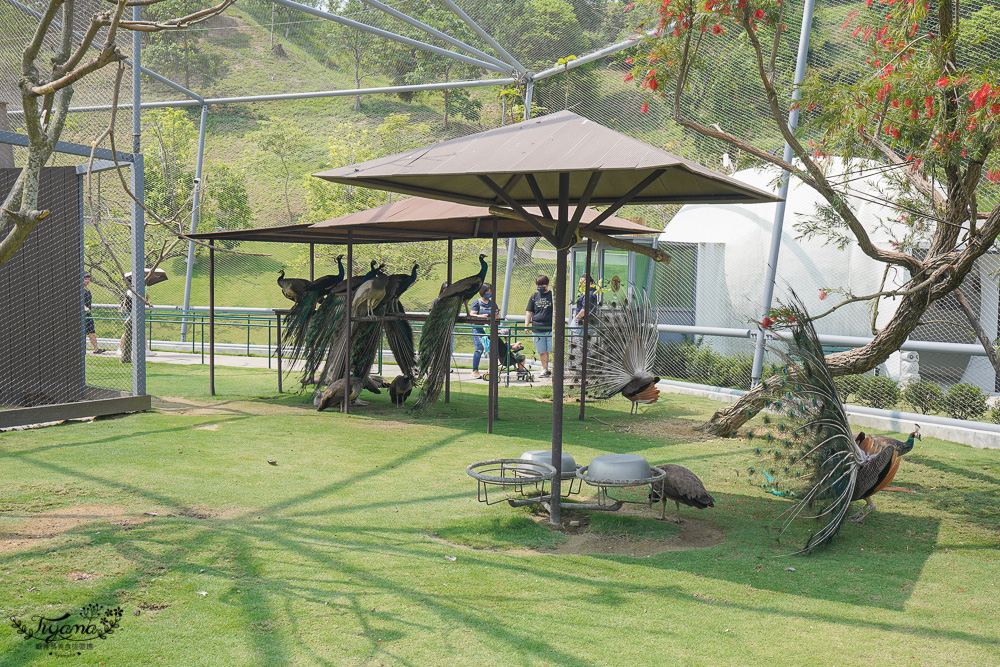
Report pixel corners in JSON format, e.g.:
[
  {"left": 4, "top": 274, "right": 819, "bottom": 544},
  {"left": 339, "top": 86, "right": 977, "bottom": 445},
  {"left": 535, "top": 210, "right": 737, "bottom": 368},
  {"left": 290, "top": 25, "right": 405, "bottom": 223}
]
[
  {"left": 744, "top": 295, "right": 915, "bottom": 554},
  {"left": 412, "top": 254, "right": 488, "bottom": 410},
  {"left": 568, "top": 291, "right": 660, "bottom": 414}
]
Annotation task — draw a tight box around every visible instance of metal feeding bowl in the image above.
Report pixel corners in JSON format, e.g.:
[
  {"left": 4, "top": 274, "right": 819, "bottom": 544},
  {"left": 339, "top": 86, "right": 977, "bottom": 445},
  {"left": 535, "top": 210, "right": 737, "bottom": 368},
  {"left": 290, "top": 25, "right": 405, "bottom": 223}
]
[
  {"left": 577, "top": 454, "right": 663, "bottom": 487},
  {"left": 519, "top": 450, "right": 579, "bottom": 480}
]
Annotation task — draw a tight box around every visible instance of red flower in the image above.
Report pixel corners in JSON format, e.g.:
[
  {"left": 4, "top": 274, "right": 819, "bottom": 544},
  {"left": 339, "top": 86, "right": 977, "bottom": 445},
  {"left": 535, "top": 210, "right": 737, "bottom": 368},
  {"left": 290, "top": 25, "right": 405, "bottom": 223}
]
[
  {"left": 712, "top": 24, "right": 724, "bottom": 34},
  {"left": 787, "top": 316, "right": 795, "bottom": 324},
  {"left": 986, "top": 170, "right": 1000, "bottom": 185},
  {"left": 818, "top": 289, "right": 828, "bottom": 301},
  {"left": 641, "top": 101, "right": 649, "bottom": 114},
  {"left": 623, "top": 72, "right": 634, "bottom": 82},
  {"left": 992, "top": 103, "right": 1000, "bottom": 116},
  {"left": 761, "top": 317, "right": 774, "bottom": 329},
  {"left": 754, "top": 9, "right": 765, "bottom": 19},
  {"left": 936, "top": 77, "right": 950, "bottom": 87}
]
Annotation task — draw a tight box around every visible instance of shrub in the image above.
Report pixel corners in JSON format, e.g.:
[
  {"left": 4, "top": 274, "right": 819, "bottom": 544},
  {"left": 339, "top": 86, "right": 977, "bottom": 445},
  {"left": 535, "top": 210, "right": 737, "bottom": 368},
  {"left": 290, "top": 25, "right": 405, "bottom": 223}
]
[
  {"left": 833, "top": 374, "right": 864, "bottom": 402},
  {"left": 989, "top": 403, "right": 1000, "bottom": 425},
  {"left": 902, "top": 380, "right": 944, "bottom": 414},
  {"left": 856, "top": 375, "right": 900, "bottom": 410},
  {"left": 944, "top": 383, "right": 988, "bottom": 421}
]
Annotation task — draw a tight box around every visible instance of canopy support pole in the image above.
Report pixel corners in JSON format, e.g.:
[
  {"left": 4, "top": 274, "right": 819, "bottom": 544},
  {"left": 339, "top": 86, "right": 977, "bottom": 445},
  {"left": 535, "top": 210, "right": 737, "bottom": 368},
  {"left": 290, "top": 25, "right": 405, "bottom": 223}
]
[
  {"left": 344, "top": 231, "right": 353, "bottom": 413},
  {"left": 579, "top": 238, "right": 593, "bottom": 421},
  {"left": 445, "top": 237, "right": 453, "bottom": 403},
  {"left": 549, "top": 173, "right": 570, "bottom": 525},
  {"left": 309, "top": 243, "right": 315, "bottom": 281},
  {"left": 488, "top": 220, "right": 499, "bottom": 432},
  {"left": 209, "top": 246, "right": 215, "bottom": 396}
]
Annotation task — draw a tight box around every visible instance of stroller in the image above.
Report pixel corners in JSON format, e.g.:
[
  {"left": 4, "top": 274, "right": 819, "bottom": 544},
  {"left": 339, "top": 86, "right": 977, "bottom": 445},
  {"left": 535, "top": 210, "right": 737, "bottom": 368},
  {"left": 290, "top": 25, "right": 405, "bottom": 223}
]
[{"left": 480, "top": 329, "right": 533, "bottom": 384}]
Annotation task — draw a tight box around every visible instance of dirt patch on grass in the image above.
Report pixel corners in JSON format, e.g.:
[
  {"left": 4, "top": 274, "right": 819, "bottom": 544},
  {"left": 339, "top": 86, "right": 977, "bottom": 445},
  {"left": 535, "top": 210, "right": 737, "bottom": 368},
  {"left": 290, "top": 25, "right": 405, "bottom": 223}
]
[
  {"left": 152, "top": 395, "right": 311, "bottom": 416},
  {"left": 589, "top": 417, "right": 710, "bottom": 441},
  {"left": 527, "top": 518, "right": 724, "bottom": 556},
  {"left": 0, "top": 504, "right": 126, "bottom": 553}
]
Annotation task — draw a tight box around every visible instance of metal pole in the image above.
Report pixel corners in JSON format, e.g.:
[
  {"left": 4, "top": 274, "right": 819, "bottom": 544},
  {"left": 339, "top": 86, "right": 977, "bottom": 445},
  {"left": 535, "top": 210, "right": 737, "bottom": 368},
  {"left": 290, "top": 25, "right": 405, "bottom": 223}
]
[
  {"left": 523, "top": 81, "right": 534, "bottom": 121},
  {"left": 445, "top": 237, "right": 453, "bottom": 403},
  {"left": 309, "top": 243, "right": 315, "bottom": 281},
  {"left": 750, "top": 0, "right": 817, "bottom": 386},
  {"left": 343, "top": 232, "right": 353, "bottom": 413},
  {"left": 268, "top": 0, "right": 511, "bottom": 75},
  {"left": 131, "top": 6, "right": 145, "bottom": 395},
  {"left": 435, "top": 0, "right": 525, "bottom": 72},
  {"left": 488, "top": 221, "right": 499, "bottom": 431},
  {"left": 181, "top": 103, "right": 208, "bottom": 343},
  {"left": 276, "top": 311, "right": 282, "bottom": 393},
  {"left": 501, "top": 238, "right": 516, "bottom": 318},
  {"left": 209, "top": 247, "right": 215, "bottom": 396},
  {"left": 549, "top": 173, "right": 569, "bottom": 526},
  {"left": 579, "top": 238, "right": 593, "bottom": 421}
]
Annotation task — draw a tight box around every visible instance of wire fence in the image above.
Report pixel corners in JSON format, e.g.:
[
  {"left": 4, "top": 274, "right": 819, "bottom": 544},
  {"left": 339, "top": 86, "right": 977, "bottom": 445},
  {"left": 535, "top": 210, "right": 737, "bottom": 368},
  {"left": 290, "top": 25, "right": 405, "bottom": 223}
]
[{"left": 3, "top": 0, "right": 1000, "bottom": 421}]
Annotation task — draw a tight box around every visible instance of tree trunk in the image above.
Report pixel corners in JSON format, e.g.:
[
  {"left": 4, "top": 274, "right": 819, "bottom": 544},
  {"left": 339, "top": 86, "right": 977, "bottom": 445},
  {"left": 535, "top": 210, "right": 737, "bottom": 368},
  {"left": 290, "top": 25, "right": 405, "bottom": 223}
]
[
  {"left": 702, "top": 286, "right": 933, "bottom": 435},
  {"left": 953, "top": 286, "right": 1000, "bottom": 381},
  {"left": 513, "top": 236, "right": 539, "bottom": 265}
]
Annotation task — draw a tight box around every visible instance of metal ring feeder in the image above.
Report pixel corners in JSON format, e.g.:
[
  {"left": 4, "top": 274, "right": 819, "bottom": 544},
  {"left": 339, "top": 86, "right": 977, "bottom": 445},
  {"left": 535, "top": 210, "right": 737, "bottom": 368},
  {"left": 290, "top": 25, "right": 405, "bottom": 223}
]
[
  {"left": 576, "top": 463, "right": 667, "bottom": 512},
  {"left": 466, "top": 459, "right": 556, "bottom": 506}
]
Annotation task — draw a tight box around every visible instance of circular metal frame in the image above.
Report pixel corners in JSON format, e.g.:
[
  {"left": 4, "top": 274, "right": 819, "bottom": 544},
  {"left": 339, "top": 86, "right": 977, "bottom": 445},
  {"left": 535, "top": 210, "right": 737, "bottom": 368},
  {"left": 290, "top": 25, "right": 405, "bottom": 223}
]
[
  {"left": 575, "top": 464, "right": 666, "bottom": 488},
  {"left": 466, "top": 458, "right": 556, "bottom": 486}
]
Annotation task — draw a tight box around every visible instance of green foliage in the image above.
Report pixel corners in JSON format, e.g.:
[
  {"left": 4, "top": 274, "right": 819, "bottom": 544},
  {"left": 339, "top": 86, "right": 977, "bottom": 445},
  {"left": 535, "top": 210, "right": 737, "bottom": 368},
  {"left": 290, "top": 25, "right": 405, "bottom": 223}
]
[
  {"left": 856, "top": 375, "right": 900, "bottom": 410},
  {"left": 989, "top": 402, "right": 1000, "bottom": 425},
  {"left": 902, "top": 380, "right": 944, "bottom": 415},
  {"left": 944, "top": 383, "right": 989, "bottom": 421},
  {"left": 142, "top": 0, "right": 229, "bottom": 89},
  {"left": 655, "top": 340, "right": 751, "bottom": 390},
  {"left": 833, "top": 374, "right": 864, "bottom": 402}
]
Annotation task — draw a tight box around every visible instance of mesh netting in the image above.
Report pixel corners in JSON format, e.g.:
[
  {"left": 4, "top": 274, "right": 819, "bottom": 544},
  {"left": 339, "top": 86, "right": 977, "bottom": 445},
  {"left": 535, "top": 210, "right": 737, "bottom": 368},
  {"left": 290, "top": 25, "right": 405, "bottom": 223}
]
[{"left": 4, "top": 0, "right": 1000, "bottom": 420}]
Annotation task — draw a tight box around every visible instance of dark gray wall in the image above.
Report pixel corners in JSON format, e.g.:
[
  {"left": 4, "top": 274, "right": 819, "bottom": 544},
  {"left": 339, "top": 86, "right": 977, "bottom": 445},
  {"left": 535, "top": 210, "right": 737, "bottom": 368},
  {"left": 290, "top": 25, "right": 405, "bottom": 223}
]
[{"left": 0, "top": 166, "right": 85, "bottom": 406}]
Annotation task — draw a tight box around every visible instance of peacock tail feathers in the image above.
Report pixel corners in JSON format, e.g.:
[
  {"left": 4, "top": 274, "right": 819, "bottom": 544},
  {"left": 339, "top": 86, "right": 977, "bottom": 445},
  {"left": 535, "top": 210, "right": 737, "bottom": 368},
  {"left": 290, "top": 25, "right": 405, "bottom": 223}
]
[
  {"left": 569, "top": 292, "right": 658, "bottom": 401},
  {"left": 744, "top": 293, "right": 866, "bottom": 555},
  {"left": 412, "top": 293, "right": 462, "bottom": 410},
  {"left": 384, "top": 300, "right": 417, "bottom": 379}
]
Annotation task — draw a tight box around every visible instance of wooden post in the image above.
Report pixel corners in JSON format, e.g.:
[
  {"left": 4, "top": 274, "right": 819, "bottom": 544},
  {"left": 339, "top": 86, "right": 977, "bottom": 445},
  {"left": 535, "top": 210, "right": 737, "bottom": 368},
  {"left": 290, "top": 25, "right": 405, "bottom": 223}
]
[
  {"left": 445, "top": 237, "right": 453, "bottom": 403},
  {"left": 343, "top": 232, "right": 353, "bottom": 413},
  {"left": 488, "top": 220, "right": 499, "bottom": 432},
  {"left": 209, "top": 247, "right": 215, "bottom": 396},
  {"left": 579, "top": 238, "right": 593, "bottom": 421},
  {"left": 309, "top": 243, "right": 315, "bottom": 281}
]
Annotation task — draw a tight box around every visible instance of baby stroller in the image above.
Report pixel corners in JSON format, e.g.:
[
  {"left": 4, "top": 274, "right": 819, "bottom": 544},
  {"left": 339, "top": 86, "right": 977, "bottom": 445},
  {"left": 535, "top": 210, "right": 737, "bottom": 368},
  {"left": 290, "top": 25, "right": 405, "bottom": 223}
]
[{"left": 480, "top": 329, "right": 533, "bottom": 384}]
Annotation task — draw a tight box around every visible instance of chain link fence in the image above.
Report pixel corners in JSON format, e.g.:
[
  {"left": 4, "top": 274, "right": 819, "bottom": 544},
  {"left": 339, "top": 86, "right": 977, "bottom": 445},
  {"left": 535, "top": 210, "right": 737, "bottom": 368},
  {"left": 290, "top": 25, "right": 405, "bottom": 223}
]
[{"left": 4, "top": 0, "right": 1000, "bottom": 420}]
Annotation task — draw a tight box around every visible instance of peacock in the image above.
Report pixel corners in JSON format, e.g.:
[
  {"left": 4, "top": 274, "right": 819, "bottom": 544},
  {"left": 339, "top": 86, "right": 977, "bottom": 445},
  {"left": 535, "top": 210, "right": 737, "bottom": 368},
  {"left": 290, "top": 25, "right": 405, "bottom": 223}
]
[
  {"left": 277, "top": 270, "right": 309, "bottom": 302},
  {"left": 382, "top": 263, "right": 419, "bottom": 379},
  {"left": 412, "top": 254, "right": 488, "bottom": 410},
  {"left": 569, "top": 291, "right": 660, "bottom": 414},
  {"left": 282, "top": 255, "right": 345, "bottom": 367},
  {"left": 744, "top": 295, "right": 915, "bottom": 554},
  {"left": 316, "top": 377, "right": 362, "bottom": 412},
  {"left": 848, "top": 425, "right": 920, "bottom": 522},
  {"left": 650, "top": 464, "right": 715, "bottom": 522}
]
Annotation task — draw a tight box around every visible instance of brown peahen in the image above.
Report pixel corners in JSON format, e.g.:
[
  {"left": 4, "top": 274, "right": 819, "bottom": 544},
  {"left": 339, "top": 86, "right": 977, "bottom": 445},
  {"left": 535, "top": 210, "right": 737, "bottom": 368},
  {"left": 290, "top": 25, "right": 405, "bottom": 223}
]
[
  {"left": 389, "top": 374, "right": 414, "bottom": 407},
  {"left": 316, "top": 377, "right": 362, "bottom": 412},
  {"left": 412, "top": 254, "right": 488, "bottom": 410},
  {"left": 650, "top": 464, "right": 715, "bottom": 522},
  {"left": 569, "top": 291, "right": 660, "bottom": 414},
  {"left": 745, "top": 295, "right": 916, "bottom": 554},
  {"left": 277, "top": 270, "right": 309, "bottom": 302}
]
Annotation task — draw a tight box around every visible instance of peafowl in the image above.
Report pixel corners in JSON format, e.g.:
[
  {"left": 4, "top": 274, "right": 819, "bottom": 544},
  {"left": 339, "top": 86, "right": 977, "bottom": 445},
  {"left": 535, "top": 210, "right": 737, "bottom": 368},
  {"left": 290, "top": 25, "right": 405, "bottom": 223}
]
[
  {"left": 382, "top": 264, "right": 419, "bottom": 379},
  {"left": 389, "top": 374, "right": 414, "bottom": 406},
  {"left": 412, "top": 254, "right": 488, "bottom": 410},
  {"left": 352, "top": 268, "right": 389, "bottom": 317},
  {"left": 650, "top": 464, "right": 715, "bottom": 522},
  {"left": 277, "top": 270, "right": 309, "bottom": 302},
  {"left": 312, "top": 261, "right": 384, "bottom": 387},
  {"left": 848, "top": 426, "right": 920, "bottom": 522},
  {"left": 316, "top": 377, "right": 362, "bottom": 412},
  {"left": 283, "top": 255, "right": 345, "bottom": 366},
  {"left": 569, "top": 291, "right": 660, "bottom": 414},
  {"left": 745, "top": 295, "right": 914, "bottom": 554}
]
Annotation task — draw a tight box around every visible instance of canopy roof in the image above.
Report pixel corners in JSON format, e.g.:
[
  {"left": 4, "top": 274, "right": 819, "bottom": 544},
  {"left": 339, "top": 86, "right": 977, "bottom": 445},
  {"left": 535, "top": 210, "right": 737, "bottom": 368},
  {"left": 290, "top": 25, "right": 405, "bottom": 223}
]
[
  {"left": 189, "top": 197, "right": 658, "bottom": 245},
  {"left": 313, "top": 110, "right": 781, "bottom": 208}
]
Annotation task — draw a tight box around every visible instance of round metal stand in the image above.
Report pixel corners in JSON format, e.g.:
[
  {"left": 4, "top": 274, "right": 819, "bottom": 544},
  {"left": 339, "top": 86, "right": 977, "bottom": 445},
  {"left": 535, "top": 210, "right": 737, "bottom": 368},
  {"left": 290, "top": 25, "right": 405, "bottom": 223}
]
[
  {"left": 575, "top": 465, "right": 668, "bottom": 514},
  {"left": 466, "top": 459, "right": 556, "bottom": 506}
]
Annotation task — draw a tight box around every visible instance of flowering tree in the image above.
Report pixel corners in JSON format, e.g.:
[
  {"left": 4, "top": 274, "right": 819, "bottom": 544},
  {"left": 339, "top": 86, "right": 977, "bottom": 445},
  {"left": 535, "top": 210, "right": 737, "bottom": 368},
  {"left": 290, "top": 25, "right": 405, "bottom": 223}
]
[
  {"left": 0, "top": 0, "right": 233, "bottom": 268},
  {"left": 625, "top": 0, "right": 1000, "bottom": 434}
]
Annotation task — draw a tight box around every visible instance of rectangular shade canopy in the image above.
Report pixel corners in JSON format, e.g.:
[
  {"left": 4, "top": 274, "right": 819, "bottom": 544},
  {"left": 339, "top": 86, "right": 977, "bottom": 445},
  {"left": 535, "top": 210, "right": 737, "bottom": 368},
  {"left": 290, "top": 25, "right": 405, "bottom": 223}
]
[
  {"left": 314, "top": 110, "right": 782, "bottom": 208},
  {"left": 189, "top": 197, "right": 659, "bottom": 245}
]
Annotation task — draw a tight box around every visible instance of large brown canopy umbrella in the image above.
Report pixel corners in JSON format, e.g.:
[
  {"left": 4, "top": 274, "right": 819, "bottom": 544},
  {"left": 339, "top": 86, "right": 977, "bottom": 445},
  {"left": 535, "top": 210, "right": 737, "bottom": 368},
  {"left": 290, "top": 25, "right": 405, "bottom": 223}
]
[{"left": 314, "top": 111, "right": 782, "bottom": 525}]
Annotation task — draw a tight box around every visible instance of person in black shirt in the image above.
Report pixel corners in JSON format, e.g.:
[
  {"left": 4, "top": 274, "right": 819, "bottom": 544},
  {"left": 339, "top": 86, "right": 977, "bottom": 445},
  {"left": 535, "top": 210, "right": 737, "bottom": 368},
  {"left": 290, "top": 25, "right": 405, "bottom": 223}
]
[
  {"left": 574, "top": 273, "right": 599, "bottom": 323},
  {"left": 469, "top": 283, "right": 495, "bottom": 379},
  {"left": 525, "top": 274, "right": 554, "bottom": 377},
  {"left": 83, "top": 273, "right": 105, "bottom": 354}
]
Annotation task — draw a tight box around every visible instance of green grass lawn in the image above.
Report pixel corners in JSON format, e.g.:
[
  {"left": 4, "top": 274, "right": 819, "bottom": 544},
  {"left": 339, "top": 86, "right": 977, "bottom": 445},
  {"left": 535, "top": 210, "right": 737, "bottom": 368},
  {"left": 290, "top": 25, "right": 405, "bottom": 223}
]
[{"left": 1, "top": 364, "right": 998, "bottom": 665}]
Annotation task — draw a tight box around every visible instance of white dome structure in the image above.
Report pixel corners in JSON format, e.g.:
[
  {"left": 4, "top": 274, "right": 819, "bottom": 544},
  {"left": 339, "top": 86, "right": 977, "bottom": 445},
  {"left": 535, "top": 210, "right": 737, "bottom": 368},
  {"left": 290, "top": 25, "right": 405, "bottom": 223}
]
[{"left": 657, "top": 159, "right": 999, "bottom": 390}]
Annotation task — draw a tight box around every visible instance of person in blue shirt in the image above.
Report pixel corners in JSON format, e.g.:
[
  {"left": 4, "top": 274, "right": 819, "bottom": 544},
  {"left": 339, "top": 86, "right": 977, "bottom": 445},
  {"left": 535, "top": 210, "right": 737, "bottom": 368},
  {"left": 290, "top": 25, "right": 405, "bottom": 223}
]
[
  {"left": 574, "top": 273, "right": 599, "bottom": 323},
  {"left": 469, "top": 283, "right": 495, "bottom": 379}
]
